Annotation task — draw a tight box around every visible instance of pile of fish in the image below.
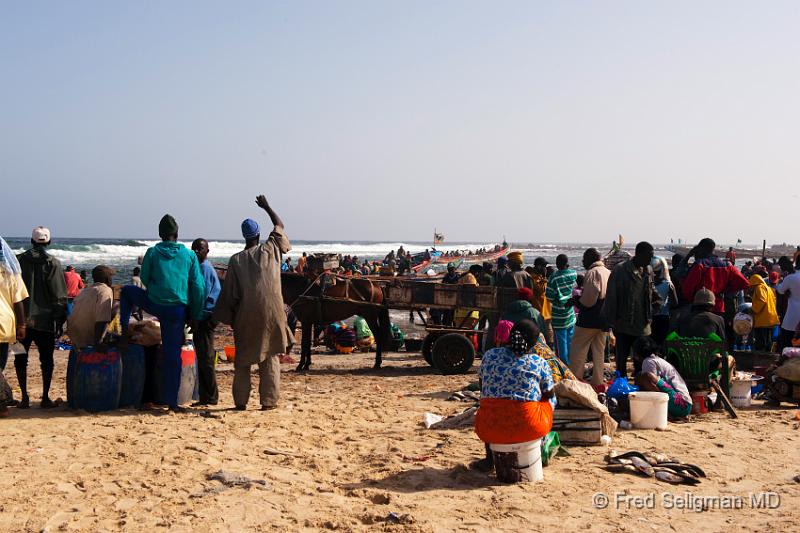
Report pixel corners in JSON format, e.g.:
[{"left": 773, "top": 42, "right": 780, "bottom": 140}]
[
  {"left": 604, "top": 451, "right": 705, "bottom": 485},
  {"left": 447, "top": 390, "right": 480, "bottom": 402}
]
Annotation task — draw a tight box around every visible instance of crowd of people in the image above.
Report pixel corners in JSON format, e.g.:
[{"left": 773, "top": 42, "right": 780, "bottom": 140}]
[
  {"left": 0, "top": 194, "right": 291, "bottom": 415},
  {"left": 439, "top": 242, "right": 508, "bottom": 258},
  {"left": 2, "top": 223, "right": 800, "bottom": 471},
  {"left": 442, "top": 238, "right": 800, "bottom": 374},
  {"left": 283, "top": 252, "right": 404, "bottom": 277},
  {"left": 450, "top": 238, "right": 800, "bottom": 475}
]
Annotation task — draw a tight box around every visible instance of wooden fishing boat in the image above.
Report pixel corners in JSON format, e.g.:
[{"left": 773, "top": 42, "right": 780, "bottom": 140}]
[
  {"left": 411, "top": 250, "right": 442, "bottom": 273},
  {"left": 434, "top": 243, "right": 511, "bottom": 265}
]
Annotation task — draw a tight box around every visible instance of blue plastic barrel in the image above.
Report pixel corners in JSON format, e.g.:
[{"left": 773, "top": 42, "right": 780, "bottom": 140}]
[
  {"left": 72, "top": 347, "right": 122, "bottom": 412},
  {"left": 66, "top": 348, "right": 77, "bottom": 409},
  {"left": 119, "top": 344, "right": 146, "bottom": 408}
]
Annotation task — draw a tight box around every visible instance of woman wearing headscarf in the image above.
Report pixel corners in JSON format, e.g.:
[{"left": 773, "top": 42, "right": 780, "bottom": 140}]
[
  {"left": 651, "top": 256, "right": 678, "bottom": 345},
  {"left": 475, "top": 319, "right": 555, "bottom": 453},
  {"left": 0, "top": 237, "right": 29, "bottom": 415}
]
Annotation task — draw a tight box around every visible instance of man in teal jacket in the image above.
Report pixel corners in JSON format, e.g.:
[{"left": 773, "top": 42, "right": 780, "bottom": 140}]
[{"left": 120, "top": 214, "right": 205, "bottom": 411}]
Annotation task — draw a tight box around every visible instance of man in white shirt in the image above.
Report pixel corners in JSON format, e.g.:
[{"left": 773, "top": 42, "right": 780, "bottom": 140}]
[{"left": 777, "top": 265, "right": 800, "bottom": 350}]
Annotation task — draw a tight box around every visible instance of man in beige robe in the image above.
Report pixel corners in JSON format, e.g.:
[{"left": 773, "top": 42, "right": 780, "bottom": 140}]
[{"left": 214, "top": 195, "right": 291, "bottom": 410}]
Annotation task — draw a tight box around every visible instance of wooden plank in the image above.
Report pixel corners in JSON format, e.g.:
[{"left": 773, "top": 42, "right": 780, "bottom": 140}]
[{"left": 711, "top": 381, "right": 738, "bottom": 419}]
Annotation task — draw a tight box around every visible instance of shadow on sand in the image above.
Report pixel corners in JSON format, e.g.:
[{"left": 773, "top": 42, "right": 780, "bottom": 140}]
[
  {"left": 291, "top": 364, "right": 445, "bottom": 378},
  {"left": 5, "top": 403, "right": 230, "bottom": 420},
  {"left": 341, "top": 464, "right": 503, "bottom": 493},
  {"left": 289, "top": 353, "right": 479, "bottom": 378}
]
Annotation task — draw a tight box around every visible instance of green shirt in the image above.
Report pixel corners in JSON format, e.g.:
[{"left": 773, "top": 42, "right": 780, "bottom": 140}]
[
  {"left": 141, "top": 241, "right": 206, "bottom": 320},
  {"left": 546, "top": 268, "right": 577, "bottom": 329},
  {"left": 353, "top": 316, "right": 373, "bottom": 340}
]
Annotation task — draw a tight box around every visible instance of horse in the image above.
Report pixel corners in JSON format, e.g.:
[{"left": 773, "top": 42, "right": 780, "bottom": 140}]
[{"left": 281, "top": 273, "right": 390, "bottom": 372}]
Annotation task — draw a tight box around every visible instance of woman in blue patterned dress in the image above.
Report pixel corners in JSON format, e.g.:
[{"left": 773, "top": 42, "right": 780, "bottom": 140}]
[{"left": 475, "top": 319, "right": 555, "bottom": 453}]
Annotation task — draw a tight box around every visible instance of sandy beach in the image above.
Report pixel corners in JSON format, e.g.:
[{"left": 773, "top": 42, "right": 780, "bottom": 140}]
[{"left": 0, "top": 341, "right": 797, "bottom": 533}]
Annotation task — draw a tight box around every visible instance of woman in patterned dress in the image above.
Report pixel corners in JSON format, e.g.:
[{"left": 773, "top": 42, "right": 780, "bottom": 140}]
[{"left": 474, "top": 320, "right": 555, "bottom": 468}]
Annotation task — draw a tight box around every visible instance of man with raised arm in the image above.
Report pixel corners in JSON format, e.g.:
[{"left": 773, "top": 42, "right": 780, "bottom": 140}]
[{"left": 214, "top": 195, "right": 292, "bottom": 411}]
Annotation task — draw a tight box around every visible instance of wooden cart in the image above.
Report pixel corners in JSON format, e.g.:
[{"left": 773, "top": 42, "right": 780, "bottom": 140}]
[{"left": 383, "top": 279, "right": 517, "bottom": 374}]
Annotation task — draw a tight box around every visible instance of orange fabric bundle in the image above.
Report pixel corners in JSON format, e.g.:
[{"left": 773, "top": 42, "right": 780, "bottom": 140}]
[{"left": 475, "top": 398, "right": 553, "bottom": 444}]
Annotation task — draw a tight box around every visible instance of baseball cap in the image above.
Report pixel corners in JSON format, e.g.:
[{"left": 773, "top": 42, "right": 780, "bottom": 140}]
[
  {"left": 693, "top": 288, "right": 716, "bottom": 306},
  {"left": 31, "top": 226, "right": 51, "bottom": 243}
]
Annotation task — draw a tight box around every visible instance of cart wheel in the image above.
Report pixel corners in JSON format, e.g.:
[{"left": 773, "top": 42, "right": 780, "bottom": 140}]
[
  {"left": 431, "top": 333, "right": 475, "bottom": 374},
  {"left": 422, "top": 333, "right": 440, "bottom": 366}
]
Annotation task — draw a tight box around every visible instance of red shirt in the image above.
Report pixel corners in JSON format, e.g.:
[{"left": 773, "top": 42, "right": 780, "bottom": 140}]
[
  {"left": 682, "top": 256, "right": 749, "bottom": 313},
  {"left": 64, "top": 271, "right": 85, "bottom": 298}
]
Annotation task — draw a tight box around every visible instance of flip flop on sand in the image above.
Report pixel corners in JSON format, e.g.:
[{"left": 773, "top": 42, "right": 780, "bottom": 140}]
[{"left": 139, "top": 402, "right": 166, "bottom": 412}]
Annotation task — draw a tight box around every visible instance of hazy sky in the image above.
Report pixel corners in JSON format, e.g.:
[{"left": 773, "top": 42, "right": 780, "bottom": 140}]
[{"left": 3, "top": 1, "right": 799, "bottom": 245}]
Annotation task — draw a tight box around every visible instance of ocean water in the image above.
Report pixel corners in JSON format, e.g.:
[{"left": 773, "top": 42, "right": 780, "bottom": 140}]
[{"left": 3, "top": 237, "right": 664, "bottom": 283}]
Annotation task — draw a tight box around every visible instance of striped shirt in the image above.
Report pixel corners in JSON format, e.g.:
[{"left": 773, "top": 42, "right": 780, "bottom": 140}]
[{"left": 546, "top": 268, "right": 577, "bottom": 329}]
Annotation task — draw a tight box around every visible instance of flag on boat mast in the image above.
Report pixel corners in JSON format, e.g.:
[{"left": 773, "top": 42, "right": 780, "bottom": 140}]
[{"left": 433, "top": 229, "right": 444, "bottom": 245}]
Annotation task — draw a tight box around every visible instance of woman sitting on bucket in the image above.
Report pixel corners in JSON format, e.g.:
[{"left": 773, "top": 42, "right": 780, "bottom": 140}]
[{"left": 473, "top": 319, "right": 555, "bottom": 474}]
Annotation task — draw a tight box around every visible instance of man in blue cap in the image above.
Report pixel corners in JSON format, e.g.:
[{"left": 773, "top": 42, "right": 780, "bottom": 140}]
[{"left": 215, "top": 195, "right": 292, "bottom": 410}]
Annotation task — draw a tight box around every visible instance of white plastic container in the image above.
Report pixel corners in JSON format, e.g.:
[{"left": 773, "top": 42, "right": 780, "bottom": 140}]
[
  {"left": 629, "top": 391, "right": 669, "bottom": 429},
  {"left": 730, "top": 380, "right": 753, "bottom": 408},
  {"left": 489, "top": 439, "right": 543, "bottom": 483}
]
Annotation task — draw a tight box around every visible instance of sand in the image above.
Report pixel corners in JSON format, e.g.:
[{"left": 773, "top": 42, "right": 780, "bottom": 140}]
[{"left": 0, "top": 344, "right": 798, "bottom": 533}]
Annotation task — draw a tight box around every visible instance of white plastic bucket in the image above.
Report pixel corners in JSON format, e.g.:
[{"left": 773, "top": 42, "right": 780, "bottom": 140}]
[
  {"left": 489, "top": 439, "right": 543, "bottom": 483},
  {"left": 730, "top": 380, "right": 752, "bottom": 408},
  {"left": 629, "top": 391, "right": 669, "bottom": 429}
]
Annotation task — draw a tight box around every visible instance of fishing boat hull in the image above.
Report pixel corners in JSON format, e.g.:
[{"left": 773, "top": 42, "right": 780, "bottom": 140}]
[
  {"left": 435, "top": 245, "right": 511, "bottom": 265},
  {"left": 412, "top": 251, "right": 442, "bottom": 273}
]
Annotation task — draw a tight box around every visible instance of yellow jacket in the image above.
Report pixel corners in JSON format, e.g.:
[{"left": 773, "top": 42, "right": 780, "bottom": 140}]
[{"left": 749, "top": 274, "right": 779, "bottom": 328}]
